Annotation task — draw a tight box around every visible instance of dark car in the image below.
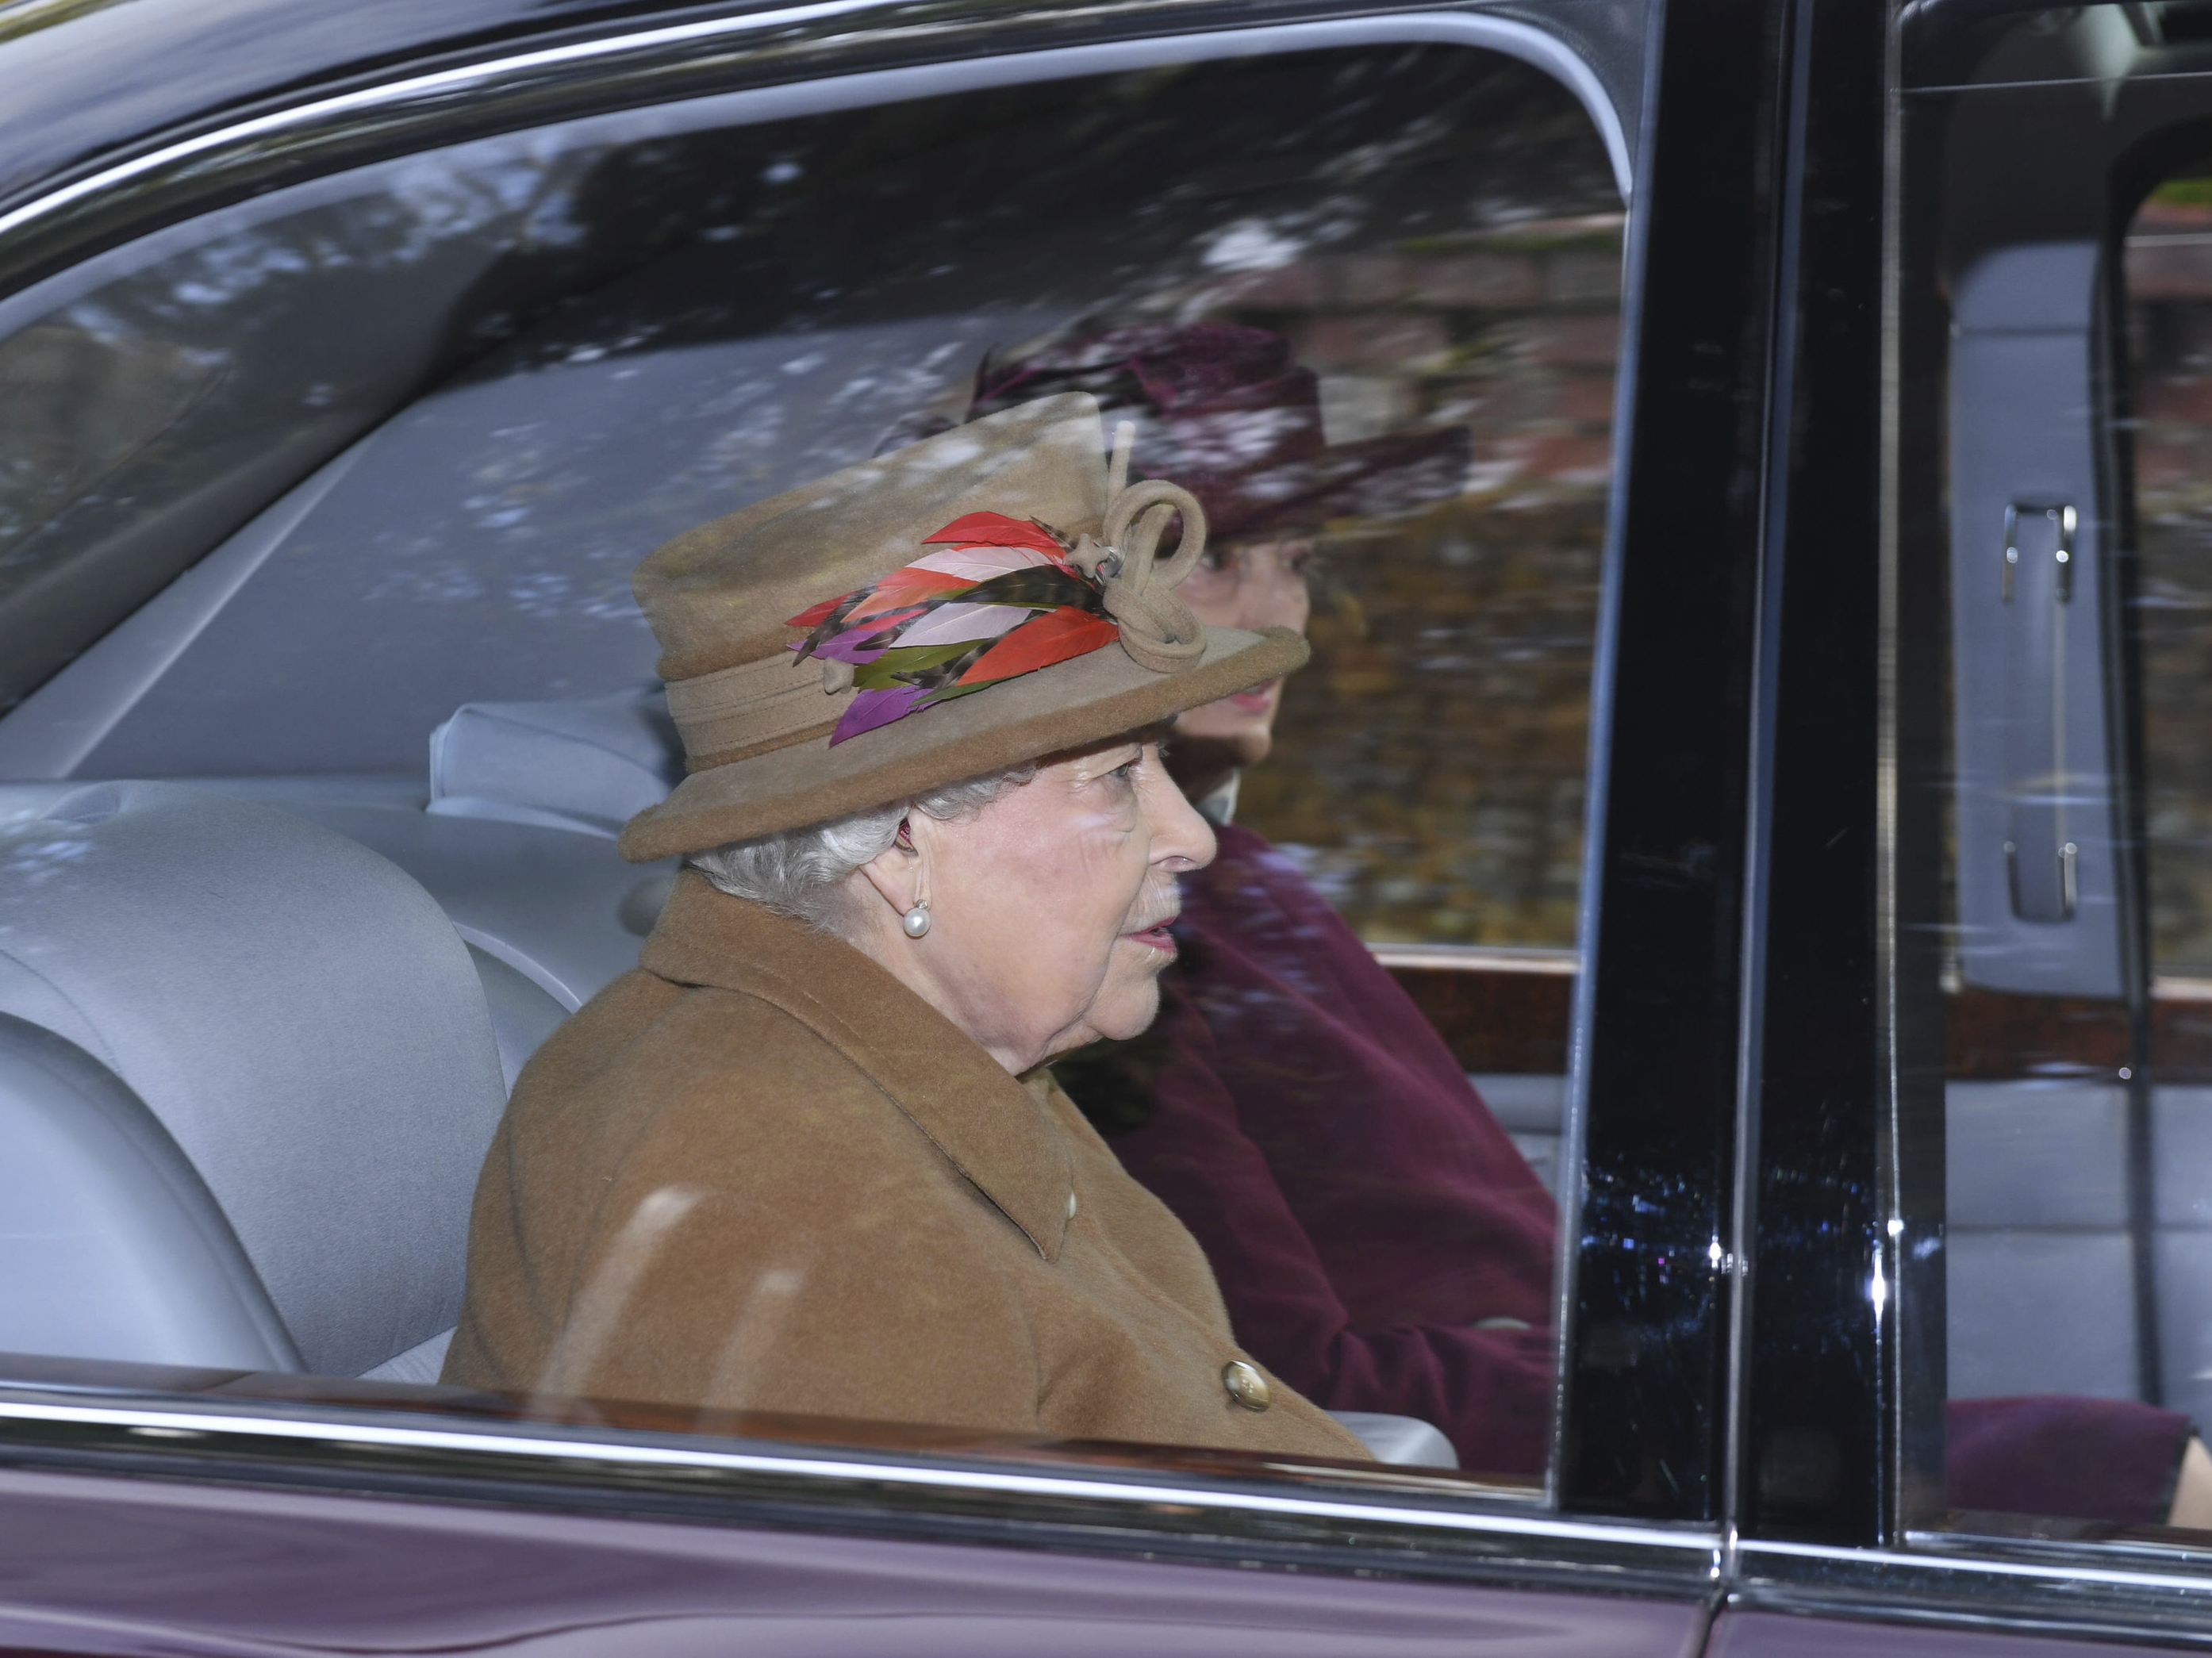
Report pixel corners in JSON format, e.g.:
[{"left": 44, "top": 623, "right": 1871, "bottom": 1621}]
[{"left": 7, "top": 0, "right": 2212, "bottom": 1650}]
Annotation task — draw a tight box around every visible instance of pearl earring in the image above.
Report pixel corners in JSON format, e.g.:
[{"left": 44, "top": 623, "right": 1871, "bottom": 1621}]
[{"left": 897, "top": 819, "right": 929, "bottom": 938}]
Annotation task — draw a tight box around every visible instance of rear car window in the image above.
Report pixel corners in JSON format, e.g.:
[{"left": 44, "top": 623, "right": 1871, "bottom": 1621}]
[
  {"left": 0, "top": 39, "right": 1620, "bottom": 1499},
  {"left": 1895, "top": 0, "right": 2212, "bottom": 1546}
]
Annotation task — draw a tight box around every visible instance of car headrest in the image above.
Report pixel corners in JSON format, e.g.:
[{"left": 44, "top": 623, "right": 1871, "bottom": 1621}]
[
  {"left": 428, "top": 688, "right": 683, "bottom": 838},
  {"left": 0, "top": 781, "right": 508, "bottom": 1376}
]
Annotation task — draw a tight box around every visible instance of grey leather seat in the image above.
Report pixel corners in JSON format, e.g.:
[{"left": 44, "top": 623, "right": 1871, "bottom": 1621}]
[
  {"left": 1949, "top": 1078, "right": 2212, "bottom": 1429},
  {"left": 0, "top": 781, "right": 509, "bottom": 1378}
]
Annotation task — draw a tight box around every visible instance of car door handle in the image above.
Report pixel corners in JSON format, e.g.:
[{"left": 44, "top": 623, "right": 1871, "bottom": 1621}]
[{"left": 2001, "top": 501, "right": 2080, "bottom": 923}]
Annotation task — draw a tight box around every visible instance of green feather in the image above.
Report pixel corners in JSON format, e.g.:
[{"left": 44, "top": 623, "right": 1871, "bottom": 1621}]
[{"left": 850, "top": 641, "right": 985, "bottom": 690}]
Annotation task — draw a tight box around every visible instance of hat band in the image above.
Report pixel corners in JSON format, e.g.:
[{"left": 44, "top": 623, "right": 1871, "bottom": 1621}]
[
  {"left": 665, "top": 472, "right": 1211, "bottom": 773},
  {"left": 666, "top": 654, "right": 855, "bottom": 773}
]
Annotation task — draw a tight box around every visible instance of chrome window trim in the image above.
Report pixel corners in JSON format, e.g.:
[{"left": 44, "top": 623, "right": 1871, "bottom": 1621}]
[
  {"left": 0, "top": 0, "right": 1630, "bottom": 295},
  {"left": 0, "top": 0, "right": 889, "bottom": 250},
  {"left": 0, "top": 1390, "right": 1720, "bottom": 1594},
  {"left": 1730, "top": 1537, "right": 2212, "bottom": 1645},
  {"left": 35, "top": 1389, "right": 2212, "bottom": 1633},
  {"left": 0, "top": 1394, "right": 1636, "bottom": 1539}
]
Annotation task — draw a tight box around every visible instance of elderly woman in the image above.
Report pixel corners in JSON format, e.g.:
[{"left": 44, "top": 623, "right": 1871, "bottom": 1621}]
[{"left": 442, "top": 394, "right": 1369, "bottom": 1460}]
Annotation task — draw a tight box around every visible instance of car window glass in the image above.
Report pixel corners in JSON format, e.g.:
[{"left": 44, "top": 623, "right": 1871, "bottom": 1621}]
[
  {"left": 0, "top": 42, "right": 1618, "bottom": 1496},
  {"left": 1896, "top": 0, "right": 2212, "bottom": 1544},
  {"left": 0, "top": 136, "right": 705, "bottom": 715}
]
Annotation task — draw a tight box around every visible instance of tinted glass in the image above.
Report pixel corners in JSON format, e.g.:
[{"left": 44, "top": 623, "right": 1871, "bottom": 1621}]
[
  {"left": 1895, "top": 0, "right": 2212, "bottom": 1541},
  {"left": 0, "top": 41, "right": 1619, "bottom": 1495}
]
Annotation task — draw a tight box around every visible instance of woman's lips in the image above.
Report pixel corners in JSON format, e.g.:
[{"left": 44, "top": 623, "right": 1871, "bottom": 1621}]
[
  {"left": 1123, "top": 919, "right": 1180, "bottom": 952},
  {"left": 1227, "top": 681, "right": 1280, "bottom": 712}
]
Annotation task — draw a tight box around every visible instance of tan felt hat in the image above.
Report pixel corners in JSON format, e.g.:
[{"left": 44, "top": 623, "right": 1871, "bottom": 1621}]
[{"left": 618, "top": 393, "right": 1307, "bottom": 862}]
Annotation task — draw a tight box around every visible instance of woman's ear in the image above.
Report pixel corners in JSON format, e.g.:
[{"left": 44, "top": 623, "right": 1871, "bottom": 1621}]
[{"left": 854, "top": 817, "right": 923, "bottom": 918}]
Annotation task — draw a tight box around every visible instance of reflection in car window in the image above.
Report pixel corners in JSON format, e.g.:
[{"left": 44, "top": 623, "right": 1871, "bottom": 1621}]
[
  {"left": 0, "top": 139, "right": 707, "bottom": 715},
  {"left": 2137, "top": 168, "right": 2212, "bottom": 981},
  {"left": 0, "top": 44, "right": 1617, "bottom": 1490},
  {"left": 1895, "top": 0, "right": 2212, "bottom": 1541}
]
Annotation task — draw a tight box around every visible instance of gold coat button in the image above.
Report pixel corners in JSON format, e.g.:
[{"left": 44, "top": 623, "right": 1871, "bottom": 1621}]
[{"left": 1221, "top": 1359, "right": 1271, "bottom": 1412}]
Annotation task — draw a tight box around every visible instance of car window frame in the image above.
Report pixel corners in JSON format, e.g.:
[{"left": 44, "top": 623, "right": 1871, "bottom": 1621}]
[
  {"left": 1734, "top": 0, "right": 2212, "bottom": 1645},
  {"left": 0, "top": 0, "right": 1784, "bottom": 1606},
  {"left": 0, "top": 4, "right": 1637, "bottom": 305}
]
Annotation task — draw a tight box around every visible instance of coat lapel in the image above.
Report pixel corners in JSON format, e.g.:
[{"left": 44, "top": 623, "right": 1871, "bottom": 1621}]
[{"left": 639, "top": 871, "right": 1073, "bottom": 1259}]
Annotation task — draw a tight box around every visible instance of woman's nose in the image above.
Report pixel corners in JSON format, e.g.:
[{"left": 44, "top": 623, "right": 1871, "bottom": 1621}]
[{"left": 1144, "top": 763, "right": 1217, "bottom": 871}]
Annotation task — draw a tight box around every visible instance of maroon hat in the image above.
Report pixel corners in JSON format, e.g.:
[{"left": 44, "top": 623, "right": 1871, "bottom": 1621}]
[{"left": 959, "top": 322, "right": 1472, "bottom": 543}]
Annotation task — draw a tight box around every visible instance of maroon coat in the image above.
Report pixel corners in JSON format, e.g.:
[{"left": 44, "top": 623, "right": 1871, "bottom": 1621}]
[
  {"left": 1068, "top": 819, "right": 2193, "bottom": 1516},
  {"left": 1070, "top": 820, "right": 1557, "bottom": 1477}
]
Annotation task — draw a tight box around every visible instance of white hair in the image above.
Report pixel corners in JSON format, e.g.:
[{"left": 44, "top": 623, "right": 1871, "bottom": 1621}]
[{"left": 688, "top": 765, "right": 1037, "bottom": 936}]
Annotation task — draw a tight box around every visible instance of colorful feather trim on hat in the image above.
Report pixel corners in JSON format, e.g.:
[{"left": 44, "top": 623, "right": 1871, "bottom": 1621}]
[{"left": 787, "top": 511, "right": 1122, "bottom": 745}]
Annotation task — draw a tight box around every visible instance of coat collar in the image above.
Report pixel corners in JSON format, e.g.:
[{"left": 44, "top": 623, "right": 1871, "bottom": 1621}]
[{"left": 639, "top": 870, "right": 1073, "bottom": 1259}]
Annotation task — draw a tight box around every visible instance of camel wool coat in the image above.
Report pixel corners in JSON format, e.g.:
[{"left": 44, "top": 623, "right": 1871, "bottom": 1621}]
[{"left": 444, "top": 870, "right": 1369, "bottom": 1461}]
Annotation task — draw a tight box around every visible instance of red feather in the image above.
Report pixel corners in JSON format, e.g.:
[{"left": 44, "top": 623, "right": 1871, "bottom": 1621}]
[
  {"left": 787, "top": 566, "right": 971, "bottom": 632},
  {"left": 786, "top": 594, "right": 844, "bottom": 628},
  {"left": 924, "top": 512, "right": 1067, "bottom": 555},
  {"left": 843, "top": 567, "right": 972, "bottom": 625},
  {"left": 956, "top": 606, "right": 1118, "bottom": 684}
]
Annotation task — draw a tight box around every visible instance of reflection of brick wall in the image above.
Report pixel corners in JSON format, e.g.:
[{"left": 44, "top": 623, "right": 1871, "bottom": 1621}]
[
  {"left": 2128, "top": 201, "right": 2212, "bottom": 971},
  {"left": 2131, "top": 201, "right": 2212, "bottom": 493},
  {"left": 1186, "top": 217, "right": 1620, "bottom": 946}
]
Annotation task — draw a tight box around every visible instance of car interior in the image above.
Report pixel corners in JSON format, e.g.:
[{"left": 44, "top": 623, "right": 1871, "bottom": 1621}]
[
  {"left": 26, "top": 2, "right": 2212, "bottom": 1512},
  {"left": 0, "top": 40, "right": 1614, "bottom": 1476},
  {"left": 1905, "top": 1, "right": 2212, "bottom": 1439}
]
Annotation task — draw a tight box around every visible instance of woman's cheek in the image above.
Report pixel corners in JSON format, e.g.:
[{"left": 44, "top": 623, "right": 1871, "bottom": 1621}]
[
  {"left": 1064, "top": 795, "right": 1142, "bottom": 842},
  {"left": 989, "top": 844, "right": 1119, "bottom": 989},
  {"left": 1060, "top": 814, "right": 1142, "bottom": 897}
]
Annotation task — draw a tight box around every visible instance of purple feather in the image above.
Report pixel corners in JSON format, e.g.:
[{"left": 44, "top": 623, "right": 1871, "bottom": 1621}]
[
  {"left": 803, "top": 630, "right": 892, "bottom": 665},
  {"left": 831, "top": 685, "right": 928, "bottom": 745}
]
